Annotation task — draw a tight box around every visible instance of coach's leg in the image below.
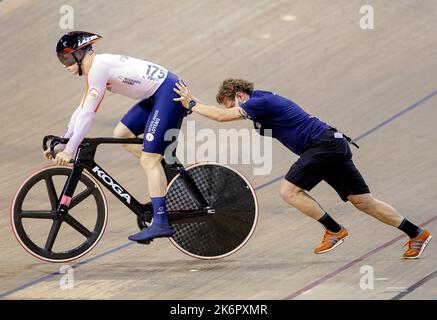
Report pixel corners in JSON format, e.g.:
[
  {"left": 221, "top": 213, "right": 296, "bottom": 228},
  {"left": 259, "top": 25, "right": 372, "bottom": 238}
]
[
  {"left": 280, "top": 179, "right": 326, "bottom": 220},
  {"left": 113, "top": 122, "right": 143, "bottom": 159},
  {"left": 347, "top": 193, "right": 432, "bottom": 259},
  {"left": 347, "top": 193, "right": 404, "bottom": 227},
  {"left": 280, "top": 179, "right": 347, "bottom": 253},
  {"left": 280, "top": 179, "right": 343, "bottom": 232}
]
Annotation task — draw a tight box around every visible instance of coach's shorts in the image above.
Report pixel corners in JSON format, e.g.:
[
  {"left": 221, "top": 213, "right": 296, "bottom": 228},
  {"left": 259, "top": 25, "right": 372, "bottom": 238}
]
[
  {"left": 120, "top": 72, "right": 186, "bottom": 155},
  {"left": 285, "top": 128, "right": 370, "bottom": 202}
]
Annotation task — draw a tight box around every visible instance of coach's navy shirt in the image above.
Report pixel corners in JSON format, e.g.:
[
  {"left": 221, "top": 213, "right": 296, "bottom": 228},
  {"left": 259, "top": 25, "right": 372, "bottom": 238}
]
[{"left": 240, "top": 90, "right": 330, "bottom": 155}]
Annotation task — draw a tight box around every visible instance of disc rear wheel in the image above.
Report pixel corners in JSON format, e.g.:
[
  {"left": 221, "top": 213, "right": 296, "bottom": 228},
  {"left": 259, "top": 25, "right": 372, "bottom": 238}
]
[{"left": 166, "top": 163, "right": 258, "bottom": 259}]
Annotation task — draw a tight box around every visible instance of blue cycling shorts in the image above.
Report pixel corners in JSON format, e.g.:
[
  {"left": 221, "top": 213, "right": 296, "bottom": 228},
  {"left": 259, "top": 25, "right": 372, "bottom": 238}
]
[{"left": 120, "top": 72, "right": 186, "bottom": 155}]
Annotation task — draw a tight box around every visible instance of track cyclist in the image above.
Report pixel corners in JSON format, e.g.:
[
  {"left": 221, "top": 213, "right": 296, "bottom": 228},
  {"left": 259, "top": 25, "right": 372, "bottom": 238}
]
[{"left": 46, "top": 31, "right": 187, "bottom": 243}]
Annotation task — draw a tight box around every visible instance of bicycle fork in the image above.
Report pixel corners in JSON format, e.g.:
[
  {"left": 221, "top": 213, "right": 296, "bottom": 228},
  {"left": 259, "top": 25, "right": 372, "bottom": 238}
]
[{"left": 55, "top": 165, "right": 84, "bottom": 218}]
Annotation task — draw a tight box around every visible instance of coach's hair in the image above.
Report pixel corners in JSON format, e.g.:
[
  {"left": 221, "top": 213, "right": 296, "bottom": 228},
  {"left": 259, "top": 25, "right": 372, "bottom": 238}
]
[{"left": 216, "top": 79, "right": 254, "bottom": 104}]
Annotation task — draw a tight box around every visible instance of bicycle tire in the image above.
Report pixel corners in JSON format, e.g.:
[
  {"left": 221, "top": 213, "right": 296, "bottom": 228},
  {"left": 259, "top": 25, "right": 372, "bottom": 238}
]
[{"left": 11, "top": 165, "right": 108, "bottom": 263}]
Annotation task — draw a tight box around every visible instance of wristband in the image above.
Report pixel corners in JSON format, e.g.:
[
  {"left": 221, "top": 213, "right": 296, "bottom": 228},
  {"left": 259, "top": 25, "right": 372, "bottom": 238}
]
[{"left": 186, "top": 100, "right": 197, "bottom": 114}]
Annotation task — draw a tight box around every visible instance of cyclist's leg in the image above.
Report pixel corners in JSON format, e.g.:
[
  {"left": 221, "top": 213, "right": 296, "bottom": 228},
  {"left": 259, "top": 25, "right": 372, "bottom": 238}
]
[
  {"left": 140, "top": 73, "right": 186, "bottom": 195},
  {"left": 129, "top": 72, "right": 186, "bottom": 242},
  {"left": 114, "top": 98, "right": 152, "bottom": 158}
]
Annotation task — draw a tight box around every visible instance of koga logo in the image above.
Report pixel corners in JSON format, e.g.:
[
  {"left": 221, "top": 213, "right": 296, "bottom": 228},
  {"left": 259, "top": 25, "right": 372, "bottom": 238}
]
[{"left": 92, "top": 166, "right": 131, "bottom": 203}]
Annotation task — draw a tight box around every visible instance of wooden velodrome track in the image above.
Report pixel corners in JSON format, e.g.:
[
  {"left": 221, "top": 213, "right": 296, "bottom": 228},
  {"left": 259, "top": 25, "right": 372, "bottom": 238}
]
[{"left": 1, "top": 0, "right": 436, "bottom": 300}]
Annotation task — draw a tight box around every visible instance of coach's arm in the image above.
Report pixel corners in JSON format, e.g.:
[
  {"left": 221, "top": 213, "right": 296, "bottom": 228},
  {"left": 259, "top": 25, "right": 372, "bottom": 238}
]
[{"left": 173, "top": 81, "right": 246, "bottom": 122}]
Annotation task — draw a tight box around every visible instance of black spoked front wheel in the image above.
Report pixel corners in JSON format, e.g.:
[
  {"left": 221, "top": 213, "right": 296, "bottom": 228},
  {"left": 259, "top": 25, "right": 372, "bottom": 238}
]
[
  {"left": 166, "top": 163, "right": 258, "bottom": 259},
  {"left": 11, "top": 165, "right": 108, "bottom": 263}
]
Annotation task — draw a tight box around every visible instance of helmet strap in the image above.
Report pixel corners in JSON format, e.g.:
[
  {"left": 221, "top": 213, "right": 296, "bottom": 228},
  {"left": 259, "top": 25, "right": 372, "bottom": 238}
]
[
  {"left": 78, "top": 61, "right": 83, "bottom": 76},
  {"left": 72, "top": 52, "right": 83, "bottom": 76}
]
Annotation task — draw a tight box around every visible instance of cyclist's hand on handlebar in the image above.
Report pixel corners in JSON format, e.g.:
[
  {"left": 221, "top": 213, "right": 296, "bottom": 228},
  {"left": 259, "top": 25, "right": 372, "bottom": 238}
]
[
  {"left": 43, "top": 148, "right": 53, "bottom": 160},
  {"left": 53, "top": 150, "right": 72, "bottom": 165},
  {"left": 43, "top": 144, "right": 64, "bottom": 161}
]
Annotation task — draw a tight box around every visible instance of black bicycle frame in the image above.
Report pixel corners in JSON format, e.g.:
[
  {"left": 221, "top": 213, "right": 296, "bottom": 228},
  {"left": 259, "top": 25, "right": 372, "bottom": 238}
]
[{"left": 43, "top": 136, "right": 213, "bottom": 222}]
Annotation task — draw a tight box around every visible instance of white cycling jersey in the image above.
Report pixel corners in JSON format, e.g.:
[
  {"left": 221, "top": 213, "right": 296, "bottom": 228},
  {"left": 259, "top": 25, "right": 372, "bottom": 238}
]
[{"left": 62, "top": 54, "right": 168, "bottom": 155}]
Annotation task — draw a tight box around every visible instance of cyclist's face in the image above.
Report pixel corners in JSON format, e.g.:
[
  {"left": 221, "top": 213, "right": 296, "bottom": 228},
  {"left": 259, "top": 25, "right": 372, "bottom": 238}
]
[
  {"left": 57, "top": 52, "right": 76, "bottom": 68},
  {"left": 57, "top": 52, "right": 79, "bottom": 75}
]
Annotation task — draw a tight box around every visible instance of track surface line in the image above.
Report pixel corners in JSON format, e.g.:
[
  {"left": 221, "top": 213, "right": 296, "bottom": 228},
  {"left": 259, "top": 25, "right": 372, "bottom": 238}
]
[
  {"left": 391, "top": 269, "right": 437, "bottom": 300},
  {"left": 283, "top": 216, "right": 437, "bottom": 300}
]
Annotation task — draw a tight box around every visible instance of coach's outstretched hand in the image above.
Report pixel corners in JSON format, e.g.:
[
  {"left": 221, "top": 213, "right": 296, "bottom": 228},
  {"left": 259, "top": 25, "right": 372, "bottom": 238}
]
[{"left": 173, "top": 81, "right": 193, "bottom": 109}]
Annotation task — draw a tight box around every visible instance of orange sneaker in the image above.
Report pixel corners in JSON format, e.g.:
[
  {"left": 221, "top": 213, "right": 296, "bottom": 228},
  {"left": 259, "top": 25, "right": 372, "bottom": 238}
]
[
  {"left": 403, "top": 228, "right": 432, "bottom": 259},
  {"left": 314, "top": 226, "right": 348, "bottom": 254}
]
